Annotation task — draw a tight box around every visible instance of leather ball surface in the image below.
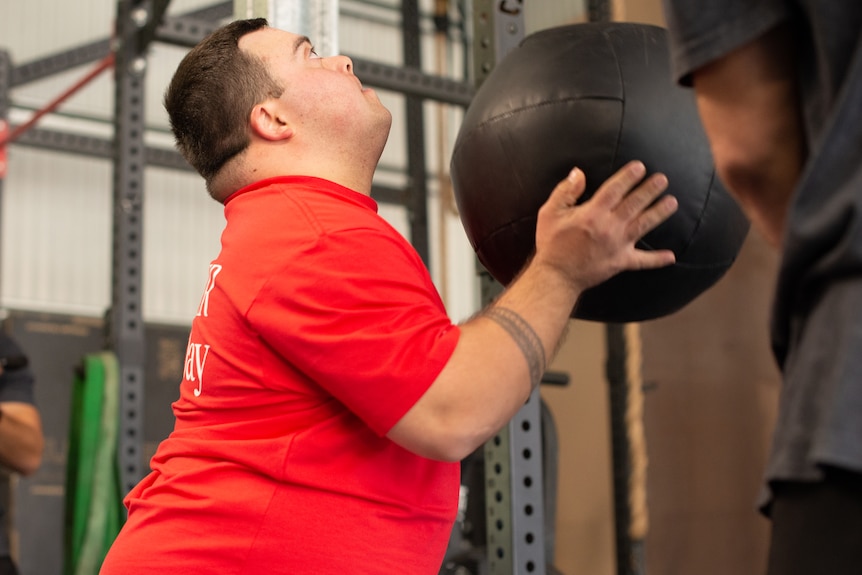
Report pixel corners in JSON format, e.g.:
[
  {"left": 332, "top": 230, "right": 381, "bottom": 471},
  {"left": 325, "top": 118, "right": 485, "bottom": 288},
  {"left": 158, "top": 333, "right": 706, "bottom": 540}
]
[{"left": 451, "top": 22, "right": 750, "bottom": 322}]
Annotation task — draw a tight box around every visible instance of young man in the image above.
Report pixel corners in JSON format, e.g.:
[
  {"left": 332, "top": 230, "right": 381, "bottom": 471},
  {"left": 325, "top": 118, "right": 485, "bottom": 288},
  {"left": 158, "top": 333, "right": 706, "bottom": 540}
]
[
  {"left": 99, "top": 18, "right": 677, "bottom": 574},
  {"left": 662, "top": 2, "right": 862, "bottom": 573}
]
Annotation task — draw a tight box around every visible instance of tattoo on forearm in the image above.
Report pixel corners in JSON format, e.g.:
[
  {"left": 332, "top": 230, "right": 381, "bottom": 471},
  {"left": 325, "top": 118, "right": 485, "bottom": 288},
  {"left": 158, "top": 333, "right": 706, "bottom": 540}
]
[{"left": 485, "top": 307, "right": 546, "bottom": 388}]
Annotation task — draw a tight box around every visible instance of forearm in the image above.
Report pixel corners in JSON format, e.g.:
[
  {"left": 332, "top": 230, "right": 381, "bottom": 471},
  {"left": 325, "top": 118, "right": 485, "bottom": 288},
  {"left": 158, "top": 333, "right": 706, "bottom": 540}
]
[
  {"left": 692, "top": 23, "right": 805, "bottom": 247},
  {"left": 695, "top": 89, "right": 804, "bottom": 247},
  {"left": 0, "top": 403, "right": 44, "bottom": 475},
  {"left": 396, "top": 262, "right": 579, "bottom": 462}
]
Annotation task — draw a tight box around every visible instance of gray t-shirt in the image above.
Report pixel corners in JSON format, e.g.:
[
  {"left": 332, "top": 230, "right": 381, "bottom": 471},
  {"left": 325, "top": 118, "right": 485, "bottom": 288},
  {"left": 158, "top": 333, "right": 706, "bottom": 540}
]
[{"left": 662, "top": 0, "right": 862, "bottom": 505}]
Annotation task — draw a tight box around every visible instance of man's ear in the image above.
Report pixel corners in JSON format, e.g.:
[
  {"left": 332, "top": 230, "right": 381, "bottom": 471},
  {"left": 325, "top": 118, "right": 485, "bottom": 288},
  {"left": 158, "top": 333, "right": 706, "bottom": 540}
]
[{"left": 249, "top": 99, "right": 294, "bottom": 141}]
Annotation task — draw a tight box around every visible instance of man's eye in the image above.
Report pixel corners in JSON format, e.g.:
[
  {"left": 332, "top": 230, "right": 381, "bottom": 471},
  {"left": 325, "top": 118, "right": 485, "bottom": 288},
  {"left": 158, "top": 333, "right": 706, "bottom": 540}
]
[{"left": 310, "top": 46, "right": 320, "bottom": 58}]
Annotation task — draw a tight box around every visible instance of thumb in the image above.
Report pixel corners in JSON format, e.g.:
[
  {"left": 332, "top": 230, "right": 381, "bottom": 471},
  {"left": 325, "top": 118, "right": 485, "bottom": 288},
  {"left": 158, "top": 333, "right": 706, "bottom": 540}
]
[{"left": 548, "top": 167, "right": 587, "bottom": 208}]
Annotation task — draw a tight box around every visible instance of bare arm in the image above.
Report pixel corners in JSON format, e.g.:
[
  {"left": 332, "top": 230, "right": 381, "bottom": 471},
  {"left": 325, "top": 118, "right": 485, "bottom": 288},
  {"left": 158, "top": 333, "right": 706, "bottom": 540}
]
[
  {"left": 690, "top": 23, "right": 806, "bottom": 248},
  {"left": 388, "top": 161, "right": 678, "bottom": 461},
  {"left": 0, "top": 400, "right": 44, "bottom": 476}
]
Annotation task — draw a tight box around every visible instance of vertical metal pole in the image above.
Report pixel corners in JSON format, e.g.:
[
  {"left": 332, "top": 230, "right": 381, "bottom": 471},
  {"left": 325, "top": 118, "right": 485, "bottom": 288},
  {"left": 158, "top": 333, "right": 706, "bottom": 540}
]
[
  {"left": 588, "top": 0, "right": 613, "bottom": 23},
  {"left": 401, "top": 0, "right": 431, "bottom": 267},
  {"left": 606, "top": 324, "right": 644, "bottom": 575},
  {"left": 472, "top": 2, "right": 547, "bottom": 573},
  {"left": 0, "top": 50, "right": 10, "bottom": 293},
  {"left": 471, "top": 0, "right": 523, "bottom": 89},
  {"left": 485, "top": 388, "right": 547, "bottom": 575},
  {"left": 111, "top": 0, "right": 149, "bottom": 494}
]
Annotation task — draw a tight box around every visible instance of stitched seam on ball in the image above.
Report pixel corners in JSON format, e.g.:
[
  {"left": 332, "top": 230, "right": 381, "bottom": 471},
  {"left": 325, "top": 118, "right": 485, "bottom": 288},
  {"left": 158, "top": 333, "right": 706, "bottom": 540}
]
[{"left": 455, "top": 95, "right": 623, "bottom": 146}]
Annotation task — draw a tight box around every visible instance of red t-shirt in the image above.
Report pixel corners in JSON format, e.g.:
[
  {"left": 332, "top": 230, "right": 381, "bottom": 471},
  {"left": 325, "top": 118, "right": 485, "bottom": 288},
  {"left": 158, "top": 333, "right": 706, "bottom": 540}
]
[{"left": 101, "top": 177, "right": 462, "bottom": 574}]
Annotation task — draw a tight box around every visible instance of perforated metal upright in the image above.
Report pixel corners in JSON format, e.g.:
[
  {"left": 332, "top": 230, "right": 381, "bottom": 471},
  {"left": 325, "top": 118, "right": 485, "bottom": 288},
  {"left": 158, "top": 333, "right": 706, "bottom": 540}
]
[
  {"left": 401, "top": 0, "right": 431, "bottom": 265},
  {"left": 111, "top": 0, "right": 164, "bottom": 494},
  {"left": 484, "top": 389, "right": 547, "bottom": 575},
  {"left": 472, "top": 3, "right": 548, "bottom": 573}
]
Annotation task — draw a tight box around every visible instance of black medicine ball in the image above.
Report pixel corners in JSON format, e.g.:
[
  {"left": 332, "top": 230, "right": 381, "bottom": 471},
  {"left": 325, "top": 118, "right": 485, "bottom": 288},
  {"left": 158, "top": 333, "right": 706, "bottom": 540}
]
[{"left": 450, "top": 22, "right": 749, "bottom": 322}]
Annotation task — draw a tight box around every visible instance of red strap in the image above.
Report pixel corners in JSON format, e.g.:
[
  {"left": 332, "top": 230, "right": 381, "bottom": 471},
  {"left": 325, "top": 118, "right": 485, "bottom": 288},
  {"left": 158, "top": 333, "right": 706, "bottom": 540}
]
[
  {"left": 0, "top": 53, "right": 115, "bottom": 150},
  {"left": 0, "top": 120, "right": 8, "bottom": 179}
]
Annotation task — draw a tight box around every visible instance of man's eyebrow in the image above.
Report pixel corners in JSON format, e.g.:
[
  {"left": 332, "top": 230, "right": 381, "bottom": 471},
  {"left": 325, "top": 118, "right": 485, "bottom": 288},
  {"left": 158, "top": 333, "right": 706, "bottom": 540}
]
[{"left": 293, "top": 35, "right": 311, "bottom": 55}]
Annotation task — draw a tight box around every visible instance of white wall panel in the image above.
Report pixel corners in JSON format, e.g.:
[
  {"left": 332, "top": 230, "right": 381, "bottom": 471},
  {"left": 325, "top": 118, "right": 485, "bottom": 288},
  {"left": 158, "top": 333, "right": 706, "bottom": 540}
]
[
  {"left": 0, "top": 148, "right": 226, "bottom": 324},
  {"left": 141, "top": 168, "right": 225, "bottom": 325},
  {"left": 1, "top": 147, "right": 111, "bottom": 315},
  {"left": 0, "top": 0, "right": 115, "bottom": 63}
]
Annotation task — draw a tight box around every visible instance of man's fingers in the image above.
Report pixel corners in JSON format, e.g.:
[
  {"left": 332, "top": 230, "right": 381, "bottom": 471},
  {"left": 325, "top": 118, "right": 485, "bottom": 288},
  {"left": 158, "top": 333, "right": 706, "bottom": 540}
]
[
  {"left": 590, "top": 160, "right": 648, "bottom": 209},
  {"left": 630, "top": 194, "right": 679, "bottom": 240},
  {"left": 631, "top": 247, "right": 677, "bottom": 270},
  {"left": 615, "top": 173, "right": 669, "bottom": 220}
]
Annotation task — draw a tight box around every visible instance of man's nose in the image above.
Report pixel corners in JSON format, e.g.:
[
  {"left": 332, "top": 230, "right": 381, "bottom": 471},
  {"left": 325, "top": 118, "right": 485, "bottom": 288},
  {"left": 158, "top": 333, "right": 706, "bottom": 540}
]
[{"left": 326, "top": 55, "right": 353, "bottom": 74}]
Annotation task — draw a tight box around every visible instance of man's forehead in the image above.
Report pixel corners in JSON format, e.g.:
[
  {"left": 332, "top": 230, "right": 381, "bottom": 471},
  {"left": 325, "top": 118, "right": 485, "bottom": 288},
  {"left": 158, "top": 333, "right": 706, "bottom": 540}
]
[{"left": 238, "top": 27, "right": 306, "bottom": 55}]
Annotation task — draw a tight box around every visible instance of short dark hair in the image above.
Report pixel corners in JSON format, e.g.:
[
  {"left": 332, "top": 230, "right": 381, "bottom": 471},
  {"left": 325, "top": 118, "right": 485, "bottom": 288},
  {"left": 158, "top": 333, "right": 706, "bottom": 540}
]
[{"left": 164, "top": 18, "right": 283, "bottom": 186}]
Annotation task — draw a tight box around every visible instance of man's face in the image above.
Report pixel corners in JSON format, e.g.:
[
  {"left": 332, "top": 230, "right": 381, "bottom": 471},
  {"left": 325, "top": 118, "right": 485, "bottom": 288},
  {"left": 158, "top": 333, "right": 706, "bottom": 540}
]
[{"left": 239, "top": 27, "right": 392, "bottom": 152}]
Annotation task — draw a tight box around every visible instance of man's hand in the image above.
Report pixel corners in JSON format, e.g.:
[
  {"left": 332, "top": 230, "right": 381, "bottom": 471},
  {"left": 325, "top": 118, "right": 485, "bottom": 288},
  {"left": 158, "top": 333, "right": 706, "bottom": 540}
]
[{"left": 533, "top": 160, "right": 679, "bottom": 294}]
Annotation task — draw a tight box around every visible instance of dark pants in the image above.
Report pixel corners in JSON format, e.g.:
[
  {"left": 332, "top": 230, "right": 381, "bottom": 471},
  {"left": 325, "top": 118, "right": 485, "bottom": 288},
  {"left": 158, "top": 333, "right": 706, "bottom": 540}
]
[
  {"left": 766, "top": 466, "right": 862, "bottom": 575},
  {"left": 0, "top": 556, "right": 18, "bottom": 575}
]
